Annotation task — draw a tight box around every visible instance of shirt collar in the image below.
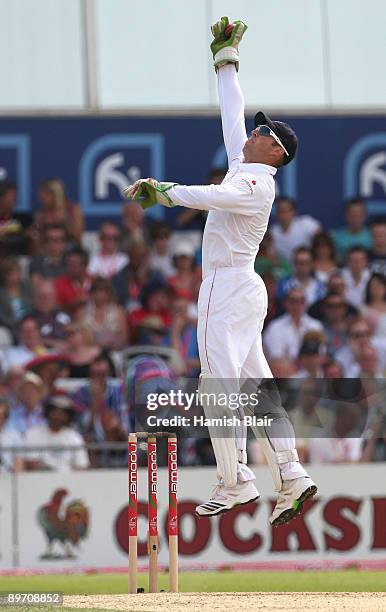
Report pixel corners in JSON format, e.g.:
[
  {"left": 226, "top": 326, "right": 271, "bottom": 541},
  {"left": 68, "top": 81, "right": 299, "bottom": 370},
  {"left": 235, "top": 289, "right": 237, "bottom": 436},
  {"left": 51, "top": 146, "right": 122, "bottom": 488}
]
[{"left": 239, "top": 162, "right": 277, "bottom": 176}]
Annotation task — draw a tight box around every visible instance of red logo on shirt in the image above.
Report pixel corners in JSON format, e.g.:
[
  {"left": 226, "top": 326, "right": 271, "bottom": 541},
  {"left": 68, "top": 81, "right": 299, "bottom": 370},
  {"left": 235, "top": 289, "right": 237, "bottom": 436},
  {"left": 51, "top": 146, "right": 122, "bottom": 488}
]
[{"left": 252, "top": 180, "right": 256, "bottom": 185}]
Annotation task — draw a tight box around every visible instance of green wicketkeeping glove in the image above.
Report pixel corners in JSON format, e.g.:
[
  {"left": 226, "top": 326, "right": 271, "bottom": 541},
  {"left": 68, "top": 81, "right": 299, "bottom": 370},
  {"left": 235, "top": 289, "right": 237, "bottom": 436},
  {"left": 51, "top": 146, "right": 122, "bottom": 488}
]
[
  {"left": 122, "top": 178, "right": 178, "bottom": 210},
  {"left": 210, "top": 16, "right": 248, "bottom": 71}
]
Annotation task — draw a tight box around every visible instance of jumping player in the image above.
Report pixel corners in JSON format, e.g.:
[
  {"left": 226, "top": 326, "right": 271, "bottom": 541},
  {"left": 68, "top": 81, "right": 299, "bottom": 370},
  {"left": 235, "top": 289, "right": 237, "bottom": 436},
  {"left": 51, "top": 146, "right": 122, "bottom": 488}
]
[{"left": 124, "top": 17, "right": 317, "bottom": 526}]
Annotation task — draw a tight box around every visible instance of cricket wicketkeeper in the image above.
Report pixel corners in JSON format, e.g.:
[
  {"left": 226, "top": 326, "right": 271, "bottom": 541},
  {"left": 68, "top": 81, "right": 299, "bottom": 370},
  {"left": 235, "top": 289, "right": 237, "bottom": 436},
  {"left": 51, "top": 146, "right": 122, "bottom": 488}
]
[{"left": 124, "top": 16, "right": 317, "bottom": 526}]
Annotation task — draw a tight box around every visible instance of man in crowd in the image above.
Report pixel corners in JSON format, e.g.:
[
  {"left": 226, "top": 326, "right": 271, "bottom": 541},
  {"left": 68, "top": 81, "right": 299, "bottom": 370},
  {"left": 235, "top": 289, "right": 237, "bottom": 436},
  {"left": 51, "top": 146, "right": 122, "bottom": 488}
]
[
  {"left": 271, "top": 197, "right": 321, "bottom": 261},
  {"left": 331, "top": 198, "right": 372, "bottom": 262},
  {"left": 29, "top": 224, "right": 67, "bottom": 282}
]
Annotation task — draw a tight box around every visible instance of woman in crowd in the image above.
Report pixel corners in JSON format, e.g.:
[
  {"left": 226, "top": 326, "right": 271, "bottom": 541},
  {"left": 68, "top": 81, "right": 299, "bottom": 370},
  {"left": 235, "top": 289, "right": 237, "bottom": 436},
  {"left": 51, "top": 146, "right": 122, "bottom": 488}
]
[
  {"left": 83, "top": 277, "right": 128, "bottom": 351},
  {"left": 34, "top": 179, "right": 84, "bottom": 245},
  {"left": 64, "top": 322, "right": 100, "bottom": 378},
  {"left": 0, "top": 257, "right": 32, "bottom": 335},
  {"left": 361, "top": 273, "right": 386, "bottom": 338},
  {"left": 311, "top": 231, "right": 338, "bottom": 284},
  {"left": 168, "top": 242, "right": 198, "bottom": 302}
]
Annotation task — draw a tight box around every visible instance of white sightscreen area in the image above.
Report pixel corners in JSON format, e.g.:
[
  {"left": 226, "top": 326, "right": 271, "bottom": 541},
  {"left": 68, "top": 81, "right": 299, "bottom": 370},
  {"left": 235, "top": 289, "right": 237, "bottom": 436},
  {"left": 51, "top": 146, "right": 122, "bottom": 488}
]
[{"left": 0, "top": 0, "right": 385, "bottom": 110}]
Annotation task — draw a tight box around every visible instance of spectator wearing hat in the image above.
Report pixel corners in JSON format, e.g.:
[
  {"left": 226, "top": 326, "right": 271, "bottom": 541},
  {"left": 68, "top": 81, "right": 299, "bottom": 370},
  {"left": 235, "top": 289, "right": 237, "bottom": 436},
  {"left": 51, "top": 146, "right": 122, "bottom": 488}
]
[
  {"left": 148, "top": 222, "right": 174, "bottom": 278},
  {"left": 29, "top": 224, "right": 67, "bottom": 283},
  {"left": 83, "top": 277, "right": 127, "bottom": 351},
  {"left": 112, "top": 240, "right": 163, "bottom": 309},
  {"left": 320, "top": 292, "right": 350, "bottom": 355},
  {"left": 128, "top": 280, "right": 172, "bottom": 342},
  {"left": 263, "top": 287, "right": 323, "bottom": 362},
  {"left": 271, "top": 197, "right": 321, "bottom": 261},
  {"left": 369, "top": 218, "right": 386, "bottom": 277},
  {"left": 0, "top": 398, "right": 24, "bottom": 471},
  {"left": 26, "top": 353, "right": 69, "bottom": 393},
  {"left": 88, "top": 222, "right": 128, "bottom": 279},
  {"left": 0, "top": 257, "right": 33, "bottom": 335},
  {"left": 277, "top": 247, "right": 325, "bottom": 307},
  {"left": 331, "top": 198, "right": 373, "bottom": 263},
  {"left": 168, "top": 241, "right": 198, "bottom": 301},
  {"left": 0, "top": 316, "right": 46, "bottom": 373},
  {"left": 341, "top": 246, "right": 370, "bottom": 308},
  {"left": 8, "top": 371, "right": 46, "bottom": 435},
  {"left": 361, "top": 273, "right": 386, "bottom": 339},
  {"left": 31, "top": 279, "right": 71, "bottom": 351},
  {"left": 24, "top": 395, "right": 89, "bottom": 472},
  {"left": 54, "top": 248, "right": 91, "bottom": 309},
  {"left": 294, "top": 331, "right": 327, "bottom": 378}
]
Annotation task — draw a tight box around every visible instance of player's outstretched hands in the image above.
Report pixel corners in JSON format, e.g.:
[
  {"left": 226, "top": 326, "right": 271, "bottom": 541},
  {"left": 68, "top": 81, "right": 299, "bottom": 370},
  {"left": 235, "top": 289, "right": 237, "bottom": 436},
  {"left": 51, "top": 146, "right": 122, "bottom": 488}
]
[
  {"left": 123, "top": 178, "right": 178, "bottom": 209},
  {"left": 210, "top": 16, "right": 248, "bottom": 72}
]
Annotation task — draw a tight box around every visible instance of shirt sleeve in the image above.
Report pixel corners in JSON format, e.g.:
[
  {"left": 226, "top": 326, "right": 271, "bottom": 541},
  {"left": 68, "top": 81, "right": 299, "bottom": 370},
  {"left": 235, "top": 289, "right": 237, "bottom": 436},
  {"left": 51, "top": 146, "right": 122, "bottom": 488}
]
[
  {"left": 169, "top": 175, "right": 272, "bottom": 216},
  {"left": 217, "top": 64, "right": 247, "bottom": 168}
]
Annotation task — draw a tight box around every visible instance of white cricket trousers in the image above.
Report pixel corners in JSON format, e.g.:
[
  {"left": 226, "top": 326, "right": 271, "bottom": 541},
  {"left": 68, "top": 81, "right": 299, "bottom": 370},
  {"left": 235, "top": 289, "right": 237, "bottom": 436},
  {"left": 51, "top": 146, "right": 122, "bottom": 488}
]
[{"left": 197, "top": 265, "right": 305, "bottom": 483}]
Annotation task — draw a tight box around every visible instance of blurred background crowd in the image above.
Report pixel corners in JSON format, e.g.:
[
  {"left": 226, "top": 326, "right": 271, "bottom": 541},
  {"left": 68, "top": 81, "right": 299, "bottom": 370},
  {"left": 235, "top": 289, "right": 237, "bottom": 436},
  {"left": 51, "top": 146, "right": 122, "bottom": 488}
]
[{"left": 0, "top": 172, "right": 385, "bottom": 471}]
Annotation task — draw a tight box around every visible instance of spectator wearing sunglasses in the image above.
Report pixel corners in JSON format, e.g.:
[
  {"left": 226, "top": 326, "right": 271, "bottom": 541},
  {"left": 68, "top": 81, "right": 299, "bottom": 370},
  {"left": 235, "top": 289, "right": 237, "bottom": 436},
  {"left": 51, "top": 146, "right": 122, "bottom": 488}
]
[
  {"left": 88, "top": 222, "right": 128, "bottom": 279},
  {"left": 335, "top": 316, "right": 386, "bottom": 376}
]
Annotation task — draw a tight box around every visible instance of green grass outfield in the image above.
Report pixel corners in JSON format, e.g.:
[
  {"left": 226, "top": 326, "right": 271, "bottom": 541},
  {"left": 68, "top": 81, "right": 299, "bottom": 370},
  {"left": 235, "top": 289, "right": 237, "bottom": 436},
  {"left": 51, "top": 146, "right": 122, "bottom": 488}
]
[{"left": 0, "top": 570, "right": 385, "bottom": 594}]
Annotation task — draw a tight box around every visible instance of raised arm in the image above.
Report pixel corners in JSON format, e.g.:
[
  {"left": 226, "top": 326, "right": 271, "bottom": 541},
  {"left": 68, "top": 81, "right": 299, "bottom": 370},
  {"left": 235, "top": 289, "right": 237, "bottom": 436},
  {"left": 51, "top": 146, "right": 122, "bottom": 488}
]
[
  {"left": 210, "top": 17, "right": 248, "bottom": 167},
  {"left": 217, "top": 65, "right": 247, "bottom": 167}
]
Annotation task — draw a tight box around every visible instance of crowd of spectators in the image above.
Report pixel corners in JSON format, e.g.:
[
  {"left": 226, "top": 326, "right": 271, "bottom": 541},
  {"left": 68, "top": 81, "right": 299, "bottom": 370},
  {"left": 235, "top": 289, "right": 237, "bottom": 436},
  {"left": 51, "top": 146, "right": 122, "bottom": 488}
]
[{"left": 0, "top": 176, "right": 385, "bottom": 471}]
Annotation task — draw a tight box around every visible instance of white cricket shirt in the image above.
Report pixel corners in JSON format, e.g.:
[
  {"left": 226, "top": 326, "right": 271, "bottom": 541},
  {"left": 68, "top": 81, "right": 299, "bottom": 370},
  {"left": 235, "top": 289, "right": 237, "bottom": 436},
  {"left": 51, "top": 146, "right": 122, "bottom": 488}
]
[{"left": 169, "top": 65, "right": 276, "bottom": 279}]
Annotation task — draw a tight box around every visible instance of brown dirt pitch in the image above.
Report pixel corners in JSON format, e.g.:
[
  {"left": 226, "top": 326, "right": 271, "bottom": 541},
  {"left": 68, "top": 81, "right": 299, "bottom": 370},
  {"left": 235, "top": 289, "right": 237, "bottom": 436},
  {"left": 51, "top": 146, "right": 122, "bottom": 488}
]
[{"left": 65, "top": 592, "right": 386, "bottom": 612}]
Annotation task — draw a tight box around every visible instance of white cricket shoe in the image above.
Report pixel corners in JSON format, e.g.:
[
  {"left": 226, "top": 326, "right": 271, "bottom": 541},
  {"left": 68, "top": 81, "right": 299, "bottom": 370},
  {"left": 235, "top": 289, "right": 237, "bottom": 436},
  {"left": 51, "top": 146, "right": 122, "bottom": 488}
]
[
  {"left": 270, "top": 476, "right": 317, "bottom": 527},
  {"left": 195, "top": 480, "right": 260, "bottom": 517}
]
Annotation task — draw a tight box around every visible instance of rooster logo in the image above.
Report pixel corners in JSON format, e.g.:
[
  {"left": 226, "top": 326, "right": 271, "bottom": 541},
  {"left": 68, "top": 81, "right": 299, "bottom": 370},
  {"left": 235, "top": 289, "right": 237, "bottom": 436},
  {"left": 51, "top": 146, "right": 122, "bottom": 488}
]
[{"left": 38, "top": 488, "right": 89, "bottom": 559}]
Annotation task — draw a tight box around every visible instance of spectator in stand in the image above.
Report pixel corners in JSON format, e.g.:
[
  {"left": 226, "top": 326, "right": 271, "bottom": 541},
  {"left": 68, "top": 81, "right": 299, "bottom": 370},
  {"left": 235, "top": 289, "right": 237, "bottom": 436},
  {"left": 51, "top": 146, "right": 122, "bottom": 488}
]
[
  {"left": 0, "top": 316, "right": 46, "bottom": 373},
  {"left": 112, "top": 239, "right": 163, "bottom": 309},
  {"left": 0, "top": 257, "right": 32, "bottom": 335},
  {"left": 341, "top": 246, "right": 370, "bottom": 308},
  {"left": 0, "top": 398, "right": 24, "bottom": 471},
  {"left": 175, "top": 168, "right": 226, "bottom": 230},
  {"left": 311, "top": 231, "right": 338, "bottom": 284},
  {"left": 361, "top": 273, "right": 386, "bottom": 338},
  {"left": 261, "top": 273, "right": 280, "bottom": 324},
  {"left": 34, "top": 179, "right": 84, "bottom": 245},
  {"left": 295, "top": 331, "right": 327, "bottom": 378},
  {"left": 354, "top": 345, "right": 384, "bottom": 378},
  {"left": 83, "top": 277, "right": 127, "bottom": 351},
  {"left": 73, "top": 353, "right": 126, "bottom": 443},
  {"left": 26, "top": 354, "right": 70, "bottom": 393},
  {"left": 128, "top": 280, "right": 172, "bottom": 342},
  {"left": 323, "top": 359, "right": 344, "bottom": 378},
  {"left": 320, "top": 292, "right": 350, "bottom": 355},
  {"left": 29, "top": 224, "right": 67, "bottom": 283},
  {"left": 167, "top": 297, "right": 200, "bottom": 376},
  {"left": 271, "top": 197, "right": 321, "bottom": 261},
  {"left": 24, "top": 395, "right": 89, "bottom": 471},
  {"left": 120, "top": 201, "right": 145, "bottom": 251},
  {"left": 148, "top": 222, "right": 174, "bottom": 278},
  {"left": 87, "top": 222, "right": 128, "bottom": 279},
  {"left": 168, "top": 241, "right": 198, "bottom": 302},
  {"left": 0, "top": 180, "right": 35, "bottom": 256},
  {"left": 308, "top": 402, "right": 363, "bottom": 464},
  {"left": 369, "top": 218, "right": 386, "bottom": 276},
  {"left": 8, "top": 371, "right": 46, "bottom": 435},
  {"left": 31, "top": 279, "right": 71, "bottom": 350},
  {"left": 254, "top": 231, "right": 292, "bottom": 280},
  {"left": 308, "top": 271, "right": 358, "bottom": 320},
  {"left": 54, "top": 248, "right": 91, "bottom": 310},
  {"left": 1, "top": 366, "right": 25, "bottom": 408},
  {"left": 63, "top": 323, "right": 100, "bottom": 379},
  {"left": 331, "top": 198, "right": 372, "bottom": 263},
  {"left": 289, "top": 379, "right": 333, "bottom": 439},
  {"left": 335, "top": 316, "right": 386, "bottom": 377},
  {"left": 277, "top": 247, "right": 325, "bottom": 307},
  {"left": 263, "top": 287, "right": 323, "bottom": 361}
]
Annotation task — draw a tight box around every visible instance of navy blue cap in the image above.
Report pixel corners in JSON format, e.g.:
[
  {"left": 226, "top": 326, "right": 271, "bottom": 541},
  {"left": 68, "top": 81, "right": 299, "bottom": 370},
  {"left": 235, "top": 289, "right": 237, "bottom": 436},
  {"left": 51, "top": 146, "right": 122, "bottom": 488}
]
[{"left": 254, "top": 111, "right": 298, "bottom": 165}]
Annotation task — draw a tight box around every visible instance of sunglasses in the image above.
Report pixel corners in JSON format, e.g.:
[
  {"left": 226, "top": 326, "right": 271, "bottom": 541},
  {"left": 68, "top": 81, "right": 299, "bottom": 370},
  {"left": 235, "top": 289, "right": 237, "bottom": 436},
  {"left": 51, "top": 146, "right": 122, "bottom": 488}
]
[{"left": 255, "top": 125, "right": 289, "bottom": 157}]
